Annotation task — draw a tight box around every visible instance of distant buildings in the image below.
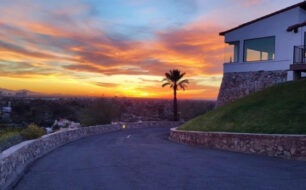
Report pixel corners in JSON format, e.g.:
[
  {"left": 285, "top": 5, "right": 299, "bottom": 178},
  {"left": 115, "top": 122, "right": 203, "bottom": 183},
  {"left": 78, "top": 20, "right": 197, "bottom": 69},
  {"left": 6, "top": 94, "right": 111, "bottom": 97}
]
[
  {"left": 2, "top": 101, "right": 12, "bottom": 113},
  {"left": 15, "top": 90, "right": 27, "bottom": 97},
  {"left": 52, "top": 119, "right": 81, "bottom": 129},
  {"left": 1, "top": 101, "right": 12, "bottom": 119}
]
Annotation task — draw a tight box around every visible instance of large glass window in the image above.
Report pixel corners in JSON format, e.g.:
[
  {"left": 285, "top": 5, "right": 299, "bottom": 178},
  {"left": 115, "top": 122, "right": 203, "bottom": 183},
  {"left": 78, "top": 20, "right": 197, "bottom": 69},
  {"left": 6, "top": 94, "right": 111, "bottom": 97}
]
[
  {"left": 244, "top": 37, "right": 275, "bottom": 62},
  {"left": 224, "top": 41, "right": 239, "bottom": 63}
]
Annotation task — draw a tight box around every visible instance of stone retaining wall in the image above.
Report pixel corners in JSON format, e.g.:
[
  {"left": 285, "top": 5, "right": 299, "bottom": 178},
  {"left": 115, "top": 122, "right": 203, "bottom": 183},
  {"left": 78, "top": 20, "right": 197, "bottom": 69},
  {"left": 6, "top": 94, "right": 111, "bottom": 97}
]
[
  {"left": 216, "top": 70, "right": 287, "bottom": 107},
  {"left": 169, "top": 128, "right": 306, "bottom": 161},
  {"left": 0, "top": 121, "right": 180, "bottom": 190}
]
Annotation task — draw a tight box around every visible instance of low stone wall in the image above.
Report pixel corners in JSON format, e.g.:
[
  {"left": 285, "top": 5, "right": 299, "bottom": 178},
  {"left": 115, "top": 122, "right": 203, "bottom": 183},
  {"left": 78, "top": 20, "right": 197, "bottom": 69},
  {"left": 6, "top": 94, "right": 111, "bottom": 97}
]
[
  {"left": 169, "top": 128, "right": 306, "bottom": 161},
  {"left": 216, "top": 70, "right": 287, "bottom": 107},
  {"left": 0, "top": 121, "right": 179, "bottom": 190}
]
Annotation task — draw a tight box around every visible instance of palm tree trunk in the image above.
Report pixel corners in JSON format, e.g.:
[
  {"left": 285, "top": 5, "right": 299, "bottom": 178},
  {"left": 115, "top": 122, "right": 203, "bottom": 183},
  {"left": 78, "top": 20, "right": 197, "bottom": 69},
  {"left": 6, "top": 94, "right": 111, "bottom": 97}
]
[{"left": 173, "top": 85, "right": 178, "bottom": 121}]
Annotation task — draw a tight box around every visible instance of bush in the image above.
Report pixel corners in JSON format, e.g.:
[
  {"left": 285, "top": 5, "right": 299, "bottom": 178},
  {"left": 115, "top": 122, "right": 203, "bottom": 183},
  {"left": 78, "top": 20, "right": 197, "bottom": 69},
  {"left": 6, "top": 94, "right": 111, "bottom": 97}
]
[
  {"left": 0, "top": 128, "right": 24, "bottom": 152},
  {"left": 0, "top": 134, "right": 23, "bottom": 152},
  {"left": 21, "top": 124, "right": 46, "bottom": 140},
  {"left": 63, "top": 123, "right": 69, "bottom": 128},
  {"left": 52, "top": 124, "right": 60, "bottom": 131}
]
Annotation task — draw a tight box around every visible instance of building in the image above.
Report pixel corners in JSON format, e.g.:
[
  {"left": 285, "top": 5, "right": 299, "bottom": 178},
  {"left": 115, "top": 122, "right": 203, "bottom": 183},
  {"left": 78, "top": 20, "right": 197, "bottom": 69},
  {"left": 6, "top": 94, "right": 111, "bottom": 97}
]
[
  {"left": 1, "top": 101, "right": 12, "bottom": 119},
  {"left": 2, "top": 101, "right": 12, "bottom": 113},
  {"left": 217, "top": 1, "right": 306, "bottom": 106},
  {"left": 15, "top": 90, "right": 27, "bottom": 97}
]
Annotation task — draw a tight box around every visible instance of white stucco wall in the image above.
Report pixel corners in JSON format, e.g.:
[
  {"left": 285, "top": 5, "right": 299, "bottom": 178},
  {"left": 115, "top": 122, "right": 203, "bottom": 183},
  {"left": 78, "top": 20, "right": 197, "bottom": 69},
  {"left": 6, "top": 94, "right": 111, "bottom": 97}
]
[{"left": 223, "top": 6, "right": 306, "bottom": 73}]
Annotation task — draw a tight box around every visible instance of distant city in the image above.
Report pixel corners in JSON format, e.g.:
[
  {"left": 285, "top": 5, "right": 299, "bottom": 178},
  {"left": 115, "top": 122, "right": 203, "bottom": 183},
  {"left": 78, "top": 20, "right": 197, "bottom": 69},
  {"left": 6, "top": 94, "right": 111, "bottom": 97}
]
[{"left": 0, "top": 88, "right": 215, "bottom": 129}]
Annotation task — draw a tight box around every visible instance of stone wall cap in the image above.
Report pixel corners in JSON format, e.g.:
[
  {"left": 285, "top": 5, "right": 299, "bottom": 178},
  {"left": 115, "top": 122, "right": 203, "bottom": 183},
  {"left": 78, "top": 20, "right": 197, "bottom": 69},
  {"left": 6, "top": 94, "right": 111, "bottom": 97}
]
[
  {"left": 0, "top": 122, "right": 180, "bottom": 158},
  {"left": 0, "top": 128, "right": 79, "bottom": 159},
  {"left": 0, "top": 139, "right": 36, "bottom": 159},
  {"left": 171, "top": 127, "right": 306, "bottom": 137}
]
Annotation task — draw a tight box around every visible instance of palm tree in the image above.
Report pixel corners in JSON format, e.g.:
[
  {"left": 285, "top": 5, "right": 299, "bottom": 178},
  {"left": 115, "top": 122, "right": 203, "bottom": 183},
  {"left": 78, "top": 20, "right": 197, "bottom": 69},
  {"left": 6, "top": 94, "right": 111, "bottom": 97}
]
[{"left": 162, "top": 69, "right": 189, "bottom": 121}]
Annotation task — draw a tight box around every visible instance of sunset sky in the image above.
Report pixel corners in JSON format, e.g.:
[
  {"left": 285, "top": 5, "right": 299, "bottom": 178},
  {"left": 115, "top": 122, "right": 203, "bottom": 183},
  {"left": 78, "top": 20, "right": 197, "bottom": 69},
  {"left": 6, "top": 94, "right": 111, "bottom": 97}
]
[{"left": 0, "top": 0, "right": 301, "bottom": 99}]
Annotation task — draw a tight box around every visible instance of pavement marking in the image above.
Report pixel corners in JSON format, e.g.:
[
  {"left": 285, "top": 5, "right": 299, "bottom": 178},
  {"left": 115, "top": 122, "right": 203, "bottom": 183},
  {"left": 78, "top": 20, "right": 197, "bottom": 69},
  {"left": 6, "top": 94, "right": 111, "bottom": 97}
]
[{"left": 126, "top": 135, "right": 131, "bottom": 139}]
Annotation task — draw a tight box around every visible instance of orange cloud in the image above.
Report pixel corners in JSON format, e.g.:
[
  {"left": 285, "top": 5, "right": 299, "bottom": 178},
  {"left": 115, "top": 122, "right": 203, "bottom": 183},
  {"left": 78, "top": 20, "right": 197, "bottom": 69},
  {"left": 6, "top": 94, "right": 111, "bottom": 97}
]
[{"left": 0, "top": 1, "right": 227, "bottom": 99}]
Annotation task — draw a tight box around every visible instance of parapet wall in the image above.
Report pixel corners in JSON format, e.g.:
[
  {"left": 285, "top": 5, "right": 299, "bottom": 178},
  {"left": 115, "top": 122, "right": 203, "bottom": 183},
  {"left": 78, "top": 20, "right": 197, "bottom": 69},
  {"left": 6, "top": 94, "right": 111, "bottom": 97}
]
[
  {"left": 169, "top": 128, "right": 306, "bottom": 161},
  {"left": 216, "top": 70, "right": 287, "bottom": 107},
  {"left": 0, "top": 121, "right": 180, "bottom": 190}
]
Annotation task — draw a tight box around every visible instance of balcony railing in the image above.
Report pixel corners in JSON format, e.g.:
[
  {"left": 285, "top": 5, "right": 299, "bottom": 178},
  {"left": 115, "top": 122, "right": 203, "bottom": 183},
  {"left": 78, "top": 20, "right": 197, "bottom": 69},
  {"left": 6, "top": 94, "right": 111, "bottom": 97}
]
[{"left": 293, "top": 45, "right": 306, "bottom": 64}]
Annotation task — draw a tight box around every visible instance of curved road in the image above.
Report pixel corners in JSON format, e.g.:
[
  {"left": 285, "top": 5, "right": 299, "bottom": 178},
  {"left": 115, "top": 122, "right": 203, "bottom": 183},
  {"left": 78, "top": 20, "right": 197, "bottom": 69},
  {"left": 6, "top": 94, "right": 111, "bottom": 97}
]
[{"left": 15, "top": 127, "right": 306, "bottom": 190}]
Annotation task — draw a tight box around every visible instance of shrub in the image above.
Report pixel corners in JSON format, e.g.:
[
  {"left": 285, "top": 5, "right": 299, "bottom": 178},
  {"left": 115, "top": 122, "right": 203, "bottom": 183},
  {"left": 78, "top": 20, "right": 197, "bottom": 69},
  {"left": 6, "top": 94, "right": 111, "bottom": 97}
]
[
  {"left": 52, "top": 124, "right": 60, "bottom": 131},
  {"left": 21, "top": 123, "right": 46, "bottom": 140},
  {"left": 63, "top": 123, "right": 69, "bottom": 128},
  {"left": 0, "top": 124, "right": 11, "bottom": 129},
  {"left": 0, "top": 128, "right": 24, "bottom": 152},
  {"left": 0, "top": 134, "right": 23, "bottom": 152}
]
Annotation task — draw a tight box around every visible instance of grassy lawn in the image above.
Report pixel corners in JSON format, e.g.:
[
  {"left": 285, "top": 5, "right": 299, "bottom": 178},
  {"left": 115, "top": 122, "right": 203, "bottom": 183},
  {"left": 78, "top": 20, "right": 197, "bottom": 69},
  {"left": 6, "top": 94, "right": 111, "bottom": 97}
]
[{"left": 179, "top": 79, "right": 306, "bottom": 134}]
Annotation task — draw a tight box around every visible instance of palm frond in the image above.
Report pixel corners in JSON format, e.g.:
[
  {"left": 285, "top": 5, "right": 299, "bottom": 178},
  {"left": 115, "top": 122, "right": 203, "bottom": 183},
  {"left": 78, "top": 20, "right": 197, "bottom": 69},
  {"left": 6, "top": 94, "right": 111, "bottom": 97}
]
[
  {"left": 165, "top": 72, "right": 172, "bottom": 80},
  {"left": 177, "top": 72, "right": 186, "bottom": 81},
  {"left": 178, "top": 79, "right": 189, "bottom": 84},
  {"left": 162, "top": 82, "right": 171, "bottom": 87},
  {"left": 162, "top": 69, "right": 189, "bottom": 90},
  {"left": 178, "top": 83, "right": 188, "bottom": 90},
  {"left": 162, "top": 78, "right": 170, "bottom": 82}
]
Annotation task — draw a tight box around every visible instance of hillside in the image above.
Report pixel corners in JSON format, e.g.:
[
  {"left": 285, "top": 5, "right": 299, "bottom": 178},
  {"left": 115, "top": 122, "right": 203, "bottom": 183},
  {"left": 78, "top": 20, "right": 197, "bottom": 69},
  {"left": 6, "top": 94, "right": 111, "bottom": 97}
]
[
  {"left": 179, "top": 79, "right": 306, "bottom": 134},
  {"left": 0, "top": 88, "right": 42, "bottom": 97}
]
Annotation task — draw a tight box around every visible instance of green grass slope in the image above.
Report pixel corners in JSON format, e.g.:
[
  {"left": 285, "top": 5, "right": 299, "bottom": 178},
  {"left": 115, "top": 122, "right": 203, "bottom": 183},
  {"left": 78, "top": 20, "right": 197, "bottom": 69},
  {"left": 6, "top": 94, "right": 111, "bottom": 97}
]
[{"left": 179, "top": 79, "right": 306, "bottom": 134}]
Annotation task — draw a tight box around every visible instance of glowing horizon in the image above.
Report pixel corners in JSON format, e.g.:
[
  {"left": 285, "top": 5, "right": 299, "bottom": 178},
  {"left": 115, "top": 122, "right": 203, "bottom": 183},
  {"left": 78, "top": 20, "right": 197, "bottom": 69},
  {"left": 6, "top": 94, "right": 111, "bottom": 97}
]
[{"left": 0, "top": 0, "right": 300, "bottom": 99}]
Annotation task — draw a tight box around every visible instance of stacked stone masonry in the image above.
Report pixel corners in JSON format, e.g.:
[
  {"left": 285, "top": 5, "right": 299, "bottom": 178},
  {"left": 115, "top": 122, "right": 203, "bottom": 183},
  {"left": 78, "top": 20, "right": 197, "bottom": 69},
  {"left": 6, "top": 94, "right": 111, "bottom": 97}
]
[
  {"left": 0, "top": 121, "right": 180, "bottom": 190},
  {"left": 170, "top": 128, "right": 306, "bottom": 161},
  {"left": 216, "top": 70, "right": 288, "bottom": 107}
]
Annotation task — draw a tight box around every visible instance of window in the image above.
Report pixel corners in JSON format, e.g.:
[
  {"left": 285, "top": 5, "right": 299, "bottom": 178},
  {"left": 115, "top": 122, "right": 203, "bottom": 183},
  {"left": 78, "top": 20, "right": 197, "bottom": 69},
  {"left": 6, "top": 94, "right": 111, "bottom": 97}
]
[
  {"left": 244, "top": 37, "right": 275, "bottom": 62},
  {"left": 224, "top": 41, "right": 239, "bottom": 63}
]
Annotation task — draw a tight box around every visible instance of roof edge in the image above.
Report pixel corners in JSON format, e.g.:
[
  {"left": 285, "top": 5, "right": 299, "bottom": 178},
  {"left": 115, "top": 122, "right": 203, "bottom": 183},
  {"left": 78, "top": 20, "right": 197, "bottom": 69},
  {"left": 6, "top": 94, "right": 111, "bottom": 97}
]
[
  {"left": 220, "top": 1, "right": 306, "bottom": 36},
  {"left": 287, "top": 21, "right": 306, "bottom": 32}
]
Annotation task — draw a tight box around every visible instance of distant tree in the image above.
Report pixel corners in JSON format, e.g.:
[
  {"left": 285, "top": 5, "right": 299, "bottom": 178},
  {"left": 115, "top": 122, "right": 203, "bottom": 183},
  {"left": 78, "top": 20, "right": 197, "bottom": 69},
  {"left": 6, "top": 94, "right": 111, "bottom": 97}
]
[
  {"left": 79, "top": 98, "right": 121, "bottom": 126},
  {"left": 162, "top": 69, "right": 189, "bottom": 121}
]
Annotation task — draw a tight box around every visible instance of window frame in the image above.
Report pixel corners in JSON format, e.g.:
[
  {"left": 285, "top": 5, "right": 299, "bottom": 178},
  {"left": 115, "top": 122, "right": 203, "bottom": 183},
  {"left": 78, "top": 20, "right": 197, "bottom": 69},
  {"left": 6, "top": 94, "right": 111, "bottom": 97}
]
[
  {"left": 304, "top": 31, "right": 306, "bottom": 47},
  {"left": 243, "top": 36, "right": 276, "bottom": 62},
  {"left": 225, "top": 40, "right": 240, "bottom": 63}
]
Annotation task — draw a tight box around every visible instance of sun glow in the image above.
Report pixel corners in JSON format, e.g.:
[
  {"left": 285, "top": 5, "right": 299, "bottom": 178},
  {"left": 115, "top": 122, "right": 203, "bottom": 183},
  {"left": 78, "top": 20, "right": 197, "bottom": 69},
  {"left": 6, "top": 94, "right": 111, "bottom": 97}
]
[{"left": 1, "top": 0, "right": 294, "bottom": 99}]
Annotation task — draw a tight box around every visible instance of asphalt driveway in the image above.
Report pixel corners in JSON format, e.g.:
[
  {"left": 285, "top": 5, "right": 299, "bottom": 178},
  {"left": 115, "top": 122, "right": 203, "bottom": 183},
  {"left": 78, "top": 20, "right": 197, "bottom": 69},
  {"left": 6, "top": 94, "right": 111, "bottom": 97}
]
[{"left": 14, "top": 127, "right": 306, "bottom": 190}]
